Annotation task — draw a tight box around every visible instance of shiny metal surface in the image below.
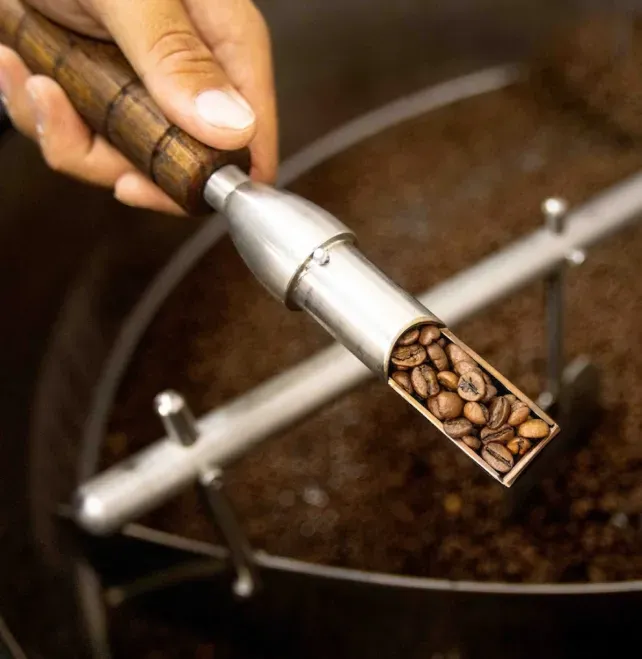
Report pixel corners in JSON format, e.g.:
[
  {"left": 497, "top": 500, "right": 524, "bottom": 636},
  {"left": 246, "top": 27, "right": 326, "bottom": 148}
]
[
  {"left": 203, "top": 164, "right": 248, "bottom": 210},
  {"left": 207, "top": 166, "right": 356, "bottom": 308},
  {"left": 154, "top": 390, "right": 199, "bottom": 447},
  {"left": 198, "top": 468, "right": 258, "bottom": 599},
  {"left": 542, "top": 198, "right": 570, "bottom": 405},
  {"left": 291, "top": 241, "right": 441, "bottom": 375},
  {"left": 74, "top": 168, "right": 642, "bottom": 536},
  {"left": 206, "top": 164, "right": 442, "bottom": 375}
]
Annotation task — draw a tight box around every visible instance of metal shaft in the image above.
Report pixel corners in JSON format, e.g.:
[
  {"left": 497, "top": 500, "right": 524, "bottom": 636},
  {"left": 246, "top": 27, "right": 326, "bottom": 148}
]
[
  {"left": 154, "top": 391, "right": 258, "bottom": 597},
  {"left": 542, "top": 198, "right": 569, "bottom": 406},
  {"left": 198, "top": 468, "right": 257, "bottom": 598},
  {"left": 75, "top": 169, "right": 642, "bottom": 535}
]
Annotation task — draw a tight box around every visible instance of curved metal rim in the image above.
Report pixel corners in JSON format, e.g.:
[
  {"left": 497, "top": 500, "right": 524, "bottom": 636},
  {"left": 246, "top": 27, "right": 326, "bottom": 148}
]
[
  {"left": 121, "top": 523, "right": 642, "bottom": 597},
  {"left": 76, "top": 62, "right": 642, "bottom": 596}
]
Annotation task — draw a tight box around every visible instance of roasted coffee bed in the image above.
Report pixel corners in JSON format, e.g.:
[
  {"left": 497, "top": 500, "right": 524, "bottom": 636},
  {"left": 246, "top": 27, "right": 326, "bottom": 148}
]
[{"left": 104, "top": 19, "right": 642, "bottom": 586}]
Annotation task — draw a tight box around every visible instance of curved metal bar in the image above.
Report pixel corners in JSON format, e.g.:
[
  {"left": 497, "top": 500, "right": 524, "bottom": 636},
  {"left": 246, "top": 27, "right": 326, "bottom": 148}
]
[{"left": 110, "top": 520, "right": 642, "bottom": 602}]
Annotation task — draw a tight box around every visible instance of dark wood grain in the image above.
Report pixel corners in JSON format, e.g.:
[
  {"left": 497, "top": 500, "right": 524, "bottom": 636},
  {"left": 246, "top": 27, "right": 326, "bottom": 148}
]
[{"left": 0, "top": 0, "right": 250, "bottom": 215}]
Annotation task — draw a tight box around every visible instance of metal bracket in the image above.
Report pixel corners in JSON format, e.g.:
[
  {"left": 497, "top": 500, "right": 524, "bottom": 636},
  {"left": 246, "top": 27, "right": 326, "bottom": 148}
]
[{"left": 154, "top": 390, "right": 259, "bottom": 598}]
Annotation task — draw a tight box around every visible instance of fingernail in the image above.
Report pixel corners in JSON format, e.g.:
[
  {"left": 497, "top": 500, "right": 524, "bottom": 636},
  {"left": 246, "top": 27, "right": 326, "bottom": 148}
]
[
  {"left": 194, "top": 89, "right": 255, "bottom": 130},
  {"left": 25, "top": 80, "right": 45, "bottom": 137}
]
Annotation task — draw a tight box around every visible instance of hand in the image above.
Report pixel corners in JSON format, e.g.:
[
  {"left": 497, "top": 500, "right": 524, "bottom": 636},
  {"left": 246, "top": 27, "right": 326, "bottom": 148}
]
[{"left": 0, "top": 0, "right": 278, "bottom": 215}]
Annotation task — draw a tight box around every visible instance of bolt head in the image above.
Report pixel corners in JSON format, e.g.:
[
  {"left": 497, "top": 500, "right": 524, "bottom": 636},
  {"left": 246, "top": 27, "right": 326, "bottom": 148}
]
[
  {"left": 154, "top": 390, "right": 185, "bottom": 417},
  {"left": 233, "top": 573, "right": 255, "bottom": 598},
  {"left": 566, "top": 248, "right": 586, "bottom": 266},
  {"left": 542, "top": 197, "right": 569, "bottom": 218},
  {"left": 312, "top": 247, "right": 330, "bottom": 265}
]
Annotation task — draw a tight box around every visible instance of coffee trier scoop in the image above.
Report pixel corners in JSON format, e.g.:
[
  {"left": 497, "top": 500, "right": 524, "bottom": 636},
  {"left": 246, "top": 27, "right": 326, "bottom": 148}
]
[{"left": 0, "top": 3, "right": 558, "bottom": 503}]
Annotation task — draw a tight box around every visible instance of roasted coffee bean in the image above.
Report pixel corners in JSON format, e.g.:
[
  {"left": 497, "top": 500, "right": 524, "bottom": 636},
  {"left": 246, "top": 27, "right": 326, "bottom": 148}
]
[
  {"left": 428, "top": 392, "right": 464, "bottom": 420},
  {"left": 391, "top": 343, "right": 427, "bottom": 368},
  {"left": 398, "top": 328, "right": 420, "bottom": 346},
  {"left": 411, "top": 364, "right": 440, "bottom": 398},
  {"left": 464, "top": 401, "right": 489, "bottom": 425},
  {"left": 482, "top": 372, "right": 494, "bottom": 387},
  {"left": 481, "top": 384, "right": 498, "bottom": 404},
  {"left": 518, "top": 419, "right": 549, "bottom": 439},
  {"left": 488, "top": 396, "right": 511, "bottom": 429},
  {"left": 504, "top": 394, "right": 517, "bottom": 404},
  {"left": 427, "top": 343, "right": 449, "bottom": 371},
  {"left": 481, "top": 424, "right": 514, "bottom": 444},
  {"left": 462, "top": 435, "right": 481, "bottom": 450},
  {"left": 507, "top": 437, "right": 532, "bottom": 456},
  {"left": 437, "top": 371, "right": 459, "bottom": 391},
  {"left": 444, "top": 417, "right": 474, "bottom": 438},
  {"left": 482, "top": 443, "right": 514, "bottom": 473},
  {"left": 454, "top": 360, "right": 479, "bottom": 376},
  {"left": 508, "top": 400, "right": 530, "bottom": 426},
  {"left": 437, "top": 338, "right": 447, "bottom": 347},
  {"left": 418, "top": 325, "right": 441, "bottom": 345},
  {"left": 458, "top": 370, "right": 486, "bottom": 402},
  {"left": 445, "top": 343, "right": 469, "bottom": 365},
  {"left": 392, "top": 371, "right": 413, "bottom": 394}
]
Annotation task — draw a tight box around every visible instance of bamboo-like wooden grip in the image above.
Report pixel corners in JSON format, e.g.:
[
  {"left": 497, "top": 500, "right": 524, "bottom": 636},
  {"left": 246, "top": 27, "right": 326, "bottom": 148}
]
[{"left": 0, "top": 1, "right": 251, "bottom": 215}]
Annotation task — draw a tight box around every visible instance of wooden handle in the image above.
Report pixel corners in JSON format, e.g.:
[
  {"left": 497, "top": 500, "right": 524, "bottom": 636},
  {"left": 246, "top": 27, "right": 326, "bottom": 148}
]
[{"left": 0, "top": 1, "right": 251, "bottom": 215}]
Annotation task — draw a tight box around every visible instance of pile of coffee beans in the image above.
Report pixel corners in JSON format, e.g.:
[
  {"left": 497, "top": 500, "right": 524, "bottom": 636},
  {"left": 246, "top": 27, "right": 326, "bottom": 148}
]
[{"left": 390, "top": 324, "right": 552, "bottom": 477}]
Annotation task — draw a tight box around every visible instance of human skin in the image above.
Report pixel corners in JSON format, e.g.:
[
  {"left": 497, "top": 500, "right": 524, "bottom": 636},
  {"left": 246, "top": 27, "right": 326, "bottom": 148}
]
[{"left": 0, "top": 0, "right": 278, "bottom": 215}]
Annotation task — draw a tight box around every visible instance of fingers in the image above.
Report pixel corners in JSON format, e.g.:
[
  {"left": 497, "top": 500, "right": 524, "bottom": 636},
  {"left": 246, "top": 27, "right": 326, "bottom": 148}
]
[
  {"left": 28, "top": 76, "right": 186, "bottom": 214},
  {"left": 190, "top": 0, "right": 279, "bottom": 183},
  {"left": 92, "top": 0, "right": 258, "bottom": 153},
  {"left": 114, "top": 172, "right": 186, "bottom": 216},
  {"left": 24, "top": 0, "right": 110, "bottom": 40},
  {"left": 25, "top": 75, "right": 135, "bottom": 187},
  {"left": 0, "top": 45, "right": 39, "bottom": 140},
  {"left": 0, "top": 45, "right": 186, "bottom": 215}
]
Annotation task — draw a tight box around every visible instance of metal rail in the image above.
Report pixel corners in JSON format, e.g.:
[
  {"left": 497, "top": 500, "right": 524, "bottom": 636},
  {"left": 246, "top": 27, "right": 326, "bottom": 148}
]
[{"left": 76, "top": 168, "right": 642, "bottom": 535}]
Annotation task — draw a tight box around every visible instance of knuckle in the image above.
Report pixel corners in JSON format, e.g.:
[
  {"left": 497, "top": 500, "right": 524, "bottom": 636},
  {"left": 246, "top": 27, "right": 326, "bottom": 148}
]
[
  {"left": 42, "top": 147, "right": 68, "bottom": 173},
  {"left": 146, "top": 30, "right": 215, "bottom": 79}
]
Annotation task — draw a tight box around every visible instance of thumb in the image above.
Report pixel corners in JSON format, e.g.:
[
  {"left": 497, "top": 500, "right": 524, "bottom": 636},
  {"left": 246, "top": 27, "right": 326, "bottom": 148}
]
[{"left": 93, "top": 0, "right": 257, "bottom": 151}]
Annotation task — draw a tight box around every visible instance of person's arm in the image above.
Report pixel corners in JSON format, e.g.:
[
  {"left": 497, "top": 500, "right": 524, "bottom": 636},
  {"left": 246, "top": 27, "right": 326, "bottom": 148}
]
[{"left": 0, "top": 0, "right": 278, "bottom": 215}]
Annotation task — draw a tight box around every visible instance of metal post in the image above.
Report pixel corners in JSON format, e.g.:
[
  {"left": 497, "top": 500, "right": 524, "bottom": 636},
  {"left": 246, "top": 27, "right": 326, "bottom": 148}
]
[
  {"left": 154, "top": 391, "right": 199, "bottom": 446},
  {"left": 539, "top": 198, "right": 587, "bottom": 411},
  {"left": 198, "top": 468, "right": 257, "bottom": 598},
  {"left": 539, "top": 198, "right": 568, "bottom": 409},
  {"left": 153, "top": 390, "right": 258, "bottom": 598}
]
